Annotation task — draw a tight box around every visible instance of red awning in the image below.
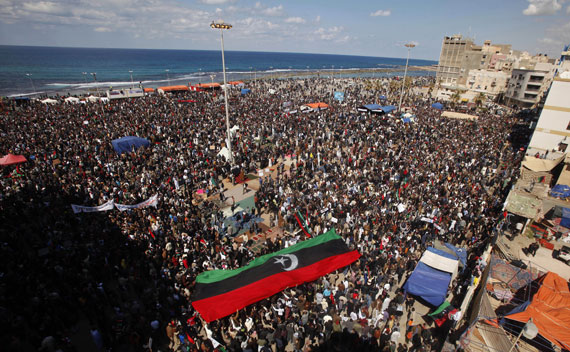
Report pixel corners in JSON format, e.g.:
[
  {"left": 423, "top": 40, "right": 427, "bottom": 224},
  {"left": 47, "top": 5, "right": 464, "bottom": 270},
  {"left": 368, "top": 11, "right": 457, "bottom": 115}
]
[{"left": 0, "top": 154, "right": 27, "bottom": 166}]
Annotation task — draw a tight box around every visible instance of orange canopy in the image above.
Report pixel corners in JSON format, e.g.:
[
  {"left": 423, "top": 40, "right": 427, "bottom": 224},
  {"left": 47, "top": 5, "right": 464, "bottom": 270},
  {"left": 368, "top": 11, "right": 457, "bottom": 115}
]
[
  {"left": 195, "top": 83, "right": 221, "bottom": 88},
  {"left": 505, "top": 272, "right": 570, "bottom": 349},
  {"left": 228, "top": 81, "right": 244, "bottom": 85},
  {"left": 305, "top": 102, "right": 329, "bottom": 109},
  {"left": 158, "top": 85, "right": 189, "bottom": 92},
  {"left": 144, "top": 88, "right": 155, "bottom": 93}
]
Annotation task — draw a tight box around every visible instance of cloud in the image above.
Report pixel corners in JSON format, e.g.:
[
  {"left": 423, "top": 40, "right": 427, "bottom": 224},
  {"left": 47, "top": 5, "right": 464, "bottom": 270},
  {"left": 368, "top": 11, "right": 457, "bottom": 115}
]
[
  {"left": 284, "top": 17, "right": 305, "bottom": 24},
  {"left": 538, "top": 37, "right": 562, "bottom": 45},
  {"left": 199, "top": 0, "right": 232, "bottom": 4},
  {"left": 314, "top": 26, "right": 344, "bottom": 41},
  {"left": 0, "top": 0, "right": 212, "bottom": 39},
  {"left": 522, "top": 0, "right": 564, "bottom": 15},
  {"left": 260, "top": 5, "right": 284, "bottom": 16},
  {"left": 315, "top": 15, "right": 321, "bottom": 23},
  {"left": 370, "top": 9, "right": 391, "bottom": 17}
]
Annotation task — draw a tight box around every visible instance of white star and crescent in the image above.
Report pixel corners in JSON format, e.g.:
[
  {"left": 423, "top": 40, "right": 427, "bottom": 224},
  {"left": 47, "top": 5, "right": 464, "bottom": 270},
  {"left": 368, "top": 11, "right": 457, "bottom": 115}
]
[{"left": 274, "top": 254, "right": 299, "bottom": 271}]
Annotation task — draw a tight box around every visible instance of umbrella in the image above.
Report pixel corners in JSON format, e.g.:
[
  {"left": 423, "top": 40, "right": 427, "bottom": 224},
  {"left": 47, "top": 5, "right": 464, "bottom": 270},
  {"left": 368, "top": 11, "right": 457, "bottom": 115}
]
[{"left": 0, "top": 153, "right": 27, "bottom": 173}]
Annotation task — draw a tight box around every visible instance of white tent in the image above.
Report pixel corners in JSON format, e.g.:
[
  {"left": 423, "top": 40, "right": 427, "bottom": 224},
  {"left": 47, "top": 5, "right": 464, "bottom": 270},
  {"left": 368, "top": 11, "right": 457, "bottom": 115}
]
[
  {"left": 218, "top": 147, "right": 230, "bottom": 161},
  {"left": 87, "top": 95, "right": 101, "bottom": 102},
  {"left": 65, "top": 96, "right": 80, "bottom": 103},
  {"left": 41, "top": 98, "right": 58, "bottom": 104}
]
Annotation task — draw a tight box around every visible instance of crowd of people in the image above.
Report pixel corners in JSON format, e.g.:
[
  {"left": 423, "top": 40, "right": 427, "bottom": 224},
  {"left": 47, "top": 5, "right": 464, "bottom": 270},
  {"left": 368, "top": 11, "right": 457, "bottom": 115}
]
[{"left": 0, "top": 75, "right": 524, "bottom": 351}]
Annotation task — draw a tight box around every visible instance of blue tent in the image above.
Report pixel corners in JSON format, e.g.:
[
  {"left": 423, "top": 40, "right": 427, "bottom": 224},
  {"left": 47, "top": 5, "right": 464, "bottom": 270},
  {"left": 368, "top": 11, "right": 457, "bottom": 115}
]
[
  {"left": 357, "top": 104, "right": 383, "bottom": 113},
  {"left": 240, "top": 88, "right": 251, "bottom": 95},
  {"left": 561, "top": 207, "right": 570, "bottom": 228},
  {"left": 381, "top": 105, "right": 397, "bottom": 113},
  {"left": 403, "top": 247, "right": 458, "bottom": 306},
  {"left": 551, "top": 184, "right": 570, "bottom": 199},
  {"left": 403, "top": 262, "right": 451, "bottom": 306},
  {"left": 379, "top": 95, "right": 387, "bottom": 101},
  {"left": 402, "top": 118, "right": 411, "bottom": 123},
  {"left": 432, "top": 102, "right": 443, "bottom": 110},
  {"left": 443, "top": 243, "right": 467, "bottom": 268},
  {"left": 111, "top": 136, "right": 150, "bottom": 155}
]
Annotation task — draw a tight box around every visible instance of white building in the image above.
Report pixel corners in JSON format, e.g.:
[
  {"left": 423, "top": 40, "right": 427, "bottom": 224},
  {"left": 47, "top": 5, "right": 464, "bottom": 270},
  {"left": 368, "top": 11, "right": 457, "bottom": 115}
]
[
  {"left": 527, "top": 71, "right": 570, "bottom": 155},
  {"left": 504, "top": 62, "right": 556, "bottom": 108}
]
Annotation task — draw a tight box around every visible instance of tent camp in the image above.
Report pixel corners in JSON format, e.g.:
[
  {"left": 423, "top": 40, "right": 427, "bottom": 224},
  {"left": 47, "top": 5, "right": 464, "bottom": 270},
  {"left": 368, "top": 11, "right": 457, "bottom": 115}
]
[
  {"left": 157, "top": 85, "right": 189, "bottom": 94},
  {"left": 228, "top": 81, "right": 245, "bottom": 87},
  {"left": 381, "top": 105, "right": 397, "bottom": 113},
  {"left": 87, "top": 95, "right": 101, "bottom": 102},
  {"left": 111, "top": 136, "right": 150, "bottom": 155},
  {"left": 218, "top": 147, "right": 230, "bottom": 161},
  {"left": 64, "top": 96, "right": 80, "bottom": 103},
  {"left": 403, "top": 247, "right": 459, "bottom": 306},
  {"left": 432, "top": 102, "right": 444, "bottom": 110},
  {"left": 441, "top": 111, "right": 478, "bottom": 120},
  {"left": 357, "top": 104, "right": 384, "bottom": 113},
  {"left": 502, "top": 272, "right": 570, "bottom": 350},
  {"left": 41, "top": 98, "right": 58, "bottom": 104},
  {"left": 301, "top": 102, "right": 329, "bottom": 112},
  {"left": 194, "top": 83, "right": 221, "bottom": 90}
]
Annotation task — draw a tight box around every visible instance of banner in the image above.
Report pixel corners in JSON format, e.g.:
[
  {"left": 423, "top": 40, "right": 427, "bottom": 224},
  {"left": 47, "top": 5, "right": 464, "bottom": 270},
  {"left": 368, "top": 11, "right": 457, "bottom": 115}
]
[
  {"left": 115, "top": 194, "right": 159, "bottom": 211},
  {"left": 192, "top": 228, "right": 360, "bottom": 322},
  {"left": 71, "top": 200, "right": 115, "bottom": 214},
  {"left": 334, "top": 91, "right": 345, "bottom": 102}
]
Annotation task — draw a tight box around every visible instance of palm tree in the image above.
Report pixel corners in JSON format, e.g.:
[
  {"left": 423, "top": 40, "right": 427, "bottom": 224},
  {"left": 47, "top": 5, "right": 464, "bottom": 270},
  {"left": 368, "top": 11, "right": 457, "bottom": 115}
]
[
  {"left": 450, "top": 90, "right": 462, "bottom": 109},
  {"left": 474, "top": 92, "right": 486, "bottom": 110}
]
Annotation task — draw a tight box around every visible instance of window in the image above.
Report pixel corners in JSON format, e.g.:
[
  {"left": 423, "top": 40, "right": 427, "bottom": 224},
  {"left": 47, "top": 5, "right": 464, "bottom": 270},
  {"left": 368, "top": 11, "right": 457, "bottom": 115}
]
[
  {"left": 567, "top": 121, "right": 570, "bottom": 130},
  {"left": 559, "top": 143, "right": 568, "bottom": 152}
]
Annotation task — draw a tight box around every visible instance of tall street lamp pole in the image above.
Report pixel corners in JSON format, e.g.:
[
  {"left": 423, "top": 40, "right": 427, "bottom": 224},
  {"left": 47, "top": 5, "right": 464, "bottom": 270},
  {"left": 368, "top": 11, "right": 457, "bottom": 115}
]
[
  {"left": 90, "top": 72, "right": 100, "bottom": 96},
  {"left": 211, "top": 20, "right": 234, "bottom": 165},
  {"left": 398, "top": 43, "right": 416, "bottom": 112},
  {"left": 25, "top": 73, "right": 36, "bottom": 95}
]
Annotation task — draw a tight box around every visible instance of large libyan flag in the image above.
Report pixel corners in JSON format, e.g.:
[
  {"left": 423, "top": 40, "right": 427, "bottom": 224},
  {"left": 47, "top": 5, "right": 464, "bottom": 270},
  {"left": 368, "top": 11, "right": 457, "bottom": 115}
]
[{"left": 192, "top": 228, "right": 360, "bottom": 322}]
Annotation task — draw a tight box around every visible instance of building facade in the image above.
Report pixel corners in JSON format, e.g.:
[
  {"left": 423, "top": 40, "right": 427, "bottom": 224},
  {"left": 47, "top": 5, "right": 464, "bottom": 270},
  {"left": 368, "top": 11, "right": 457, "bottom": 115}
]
[
  {"left": 504, "top": 62, "right": 556, "bottom": 108},
  {"left": 527, "top": 71, "right": 570, "bottom": 154}
]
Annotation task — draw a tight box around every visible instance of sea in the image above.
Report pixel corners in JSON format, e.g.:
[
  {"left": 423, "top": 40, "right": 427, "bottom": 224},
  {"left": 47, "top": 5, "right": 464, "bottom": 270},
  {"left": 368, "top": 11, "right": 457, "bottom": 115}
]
[{"left": 0, "top": 45, "right": 437, "bottom": 97}]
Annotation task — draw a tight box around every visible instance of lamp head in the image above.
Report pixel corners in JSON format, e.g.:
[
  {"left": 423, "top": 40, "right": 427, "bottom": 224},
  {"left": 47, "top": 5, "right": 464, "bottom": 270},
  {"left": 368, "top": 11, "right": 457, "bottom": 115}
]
[{"left": 211, "top": 21, "right": 232, "bottom": 30}]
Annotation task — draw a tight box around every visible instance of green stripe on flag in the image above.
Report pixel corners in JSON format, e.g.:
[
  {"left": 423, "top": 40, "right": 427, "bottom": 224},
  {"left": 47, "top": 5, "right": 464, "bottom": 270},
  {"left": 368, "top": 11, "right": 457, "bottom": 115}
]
[
  {"left": 196, "top": 228, "right": 339, "bottom": 284},
  {"left": 428, "top": 301, "right": 451, "bottom": 316}
]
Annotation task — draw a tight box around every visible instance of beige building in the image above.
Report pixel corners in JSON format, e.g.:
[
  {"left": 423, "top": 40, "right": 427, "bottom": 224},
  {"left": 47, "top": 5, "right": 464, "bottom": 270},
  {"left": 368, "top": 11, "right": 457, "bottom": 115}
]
[
  {"left": 436, "top": 35, "right": 514, "bottom": 99},
  {"left": 527, "top": 71, "right": 570, "bottom": 155},
  {"left": 466, "top": 69, "right": 510, "bottom": 97}
]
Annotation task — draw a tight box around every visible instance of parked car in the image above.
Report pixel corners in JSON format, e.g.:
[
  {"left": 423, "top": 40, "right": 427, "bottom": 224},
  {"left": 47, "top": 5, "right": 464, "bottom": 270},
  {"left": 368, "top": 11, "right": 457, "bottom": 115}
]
[{"left": 552, "top": 245, "right": 570, "bottom": 265}]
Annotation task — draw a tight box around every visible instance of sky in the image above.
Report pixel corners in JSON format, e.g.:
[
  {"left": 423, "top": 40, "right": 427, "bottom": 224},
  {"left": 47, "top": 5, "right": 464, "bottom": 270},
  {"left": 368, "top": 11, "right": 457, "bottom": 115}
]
[{"left": 0, "top": 0, "right": 569, "bottom": 61}]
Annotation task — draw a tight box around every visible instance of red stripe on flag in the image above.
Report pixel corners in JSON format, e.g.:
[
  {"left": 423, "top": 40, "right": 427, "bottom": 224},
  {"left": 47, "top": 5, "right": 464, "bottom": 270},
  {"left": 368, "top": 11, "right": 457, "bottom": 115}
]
[
  {"left": 294, "top": 213, "right": 311, "bottom": 238},
  {"left": 192, "top": 250, "right": 360, "bottom": 322}
]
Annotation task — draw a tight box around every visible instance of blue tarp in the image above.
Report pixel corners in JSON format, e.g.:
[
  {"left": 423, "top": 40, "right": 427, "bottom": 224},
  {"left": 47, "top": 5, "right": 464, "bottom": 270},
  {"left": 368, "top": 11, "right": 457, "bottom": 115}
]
[
  {"left": 551, "top": 184, "right": 570, "bottom": 199},
  {"left": 432, "top": 102, "right": 443, "bottom": 110},
  {"left": 334, "top": 91, "right": 345, "bottom": 102},
  {"left": 241, "top": 89, "right": 251, "bottom": 95},
  {"left": 426, "top": 246, "right": 458, "bottom": 260},
  {"left": 443, "top": 243, "right": 467, "bottom": 268},
  {"left": 382, "top": 105, "right": 397, "bottom": 113},
  {"left": 111, "top": 136, "right": 150, "bottom": 155},
  {"left": 402, "top": 118, "right": 411, "bottom": 123},
  {"left": 561, "top": 207, "right": 570, "bottom": 228},
  {"left": 403, "top": 262, "right": 451, "bottom": 306},
  {"left": 363, "top": 104, "right": 382, "bottom": 110},
  {"left": 379, "top": 95, "right": 387, "bottom": 100}
]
